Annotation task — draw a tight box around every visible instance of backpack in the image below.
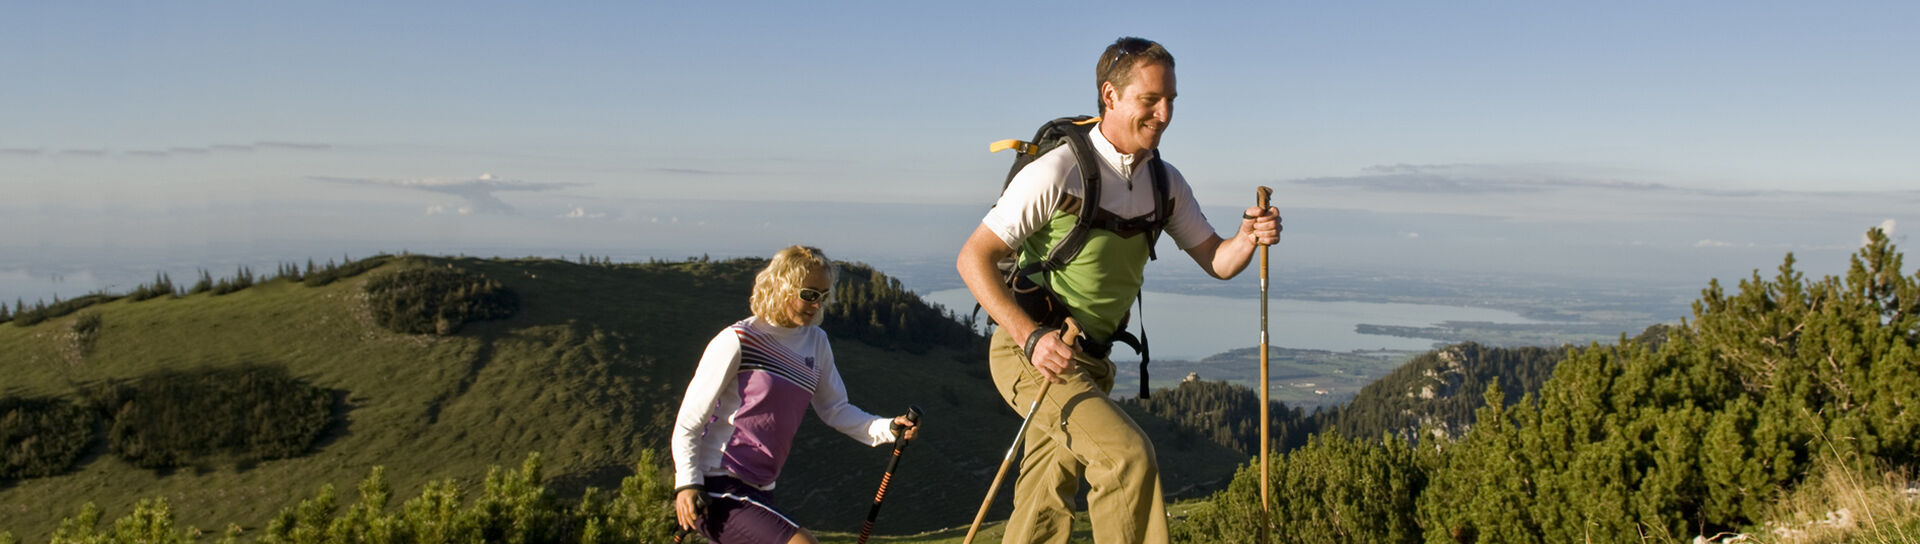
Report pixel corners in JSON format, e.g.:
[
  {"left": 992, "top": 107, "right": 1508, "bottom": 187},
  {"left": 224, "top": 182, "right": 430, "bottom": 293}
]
[{"left": 985, "top": 115, "right": 1172, "bottom": 398}]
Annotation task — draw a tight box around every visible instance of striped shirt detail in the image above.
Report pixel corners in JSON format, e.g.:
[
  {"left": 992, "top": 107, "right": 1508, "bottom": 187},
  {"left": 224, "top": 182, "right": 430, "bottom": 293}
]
[{"left": 733, "top": 324, "right": 819, "bottom": 392}]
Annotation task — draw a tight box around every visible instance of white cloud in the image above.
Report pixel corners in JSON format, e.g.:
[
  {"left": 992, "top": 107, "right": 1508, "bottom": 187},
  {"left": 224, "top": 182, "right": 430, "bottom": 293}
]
[
  {"left": 559, "top": 206, "right": 606, "bottom": 220},
  {"left": 1696, "top": 239, "right": 1734, "bottom": 248},
  {"left": 1405, "top": 232, "right": 1421, "bottom": 239},
  {"left": 312, "top": 173, "right": 585, "bottom": 215},
  {"left": 425, "top": 204, "right": 474, "bottom": 215}
]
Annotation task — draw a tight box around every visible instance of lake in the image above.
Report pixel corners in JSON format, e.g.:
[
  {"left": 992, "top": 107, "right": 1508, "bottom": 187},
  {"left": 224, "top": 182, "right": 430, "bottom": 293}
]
[{"left": 920, "top": 288, "right": 1546, "bottom": 360}]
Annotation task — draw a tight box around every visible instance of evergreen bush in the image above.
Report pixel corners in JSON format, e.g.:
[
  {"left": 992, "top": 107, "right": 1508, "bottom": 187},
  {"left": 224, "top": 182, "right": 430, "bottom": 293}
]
[
  {"left": 362, "top": 265, "right": 518, "bottom": 335},
  {"left": 821, "top": 262, "right": 985, "bottom": 354},
  {"left": 39, "top": 452, "right": 681, "bottom": 544},
  {"left": 0, "top": 396, "right": 98, "bottom": 481},
  {"left": 1191, "top": 228, "right": 1920, "bottom": 542},
  {"left": 210, "top": 266, "right": 255, "bottom": 295},
  {"left": 1175, "top": 434, "right": 1430, "bottom": 544},
  {"left": 1125, "top": 379, "right": 1311, "bottom": 455},
  {"left": 87, "top": 365, "right": 336, "bottom": 469},
  {"left": 127, "top": 273, "right": 178, "bottom": 301},
  {"left": 189, "top": 270, "right": 214, "bottom": 295},
  {"left": 303, "top": 255, "right": 393, "bottom": 287},
  {"left": 8, "top": 295, "right": 118, "bottom": 328}
]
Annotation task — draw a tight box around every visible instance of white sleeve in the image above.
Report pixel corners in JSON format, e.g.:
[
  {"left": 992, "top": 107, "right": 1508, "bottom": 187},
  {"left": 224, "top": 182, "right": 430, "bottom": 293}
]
[
  {"left": 980, "top": 149, "right": 1070, "bottom": 249},
  {"left": 807, "top": 339, "right": 894, "bottom": 446},
  {"left": 671, "top": 329, "right": 743, "bottom": 488},
  {"left": 1160, "top": 163, "right": 1220, "bottom": 250}
]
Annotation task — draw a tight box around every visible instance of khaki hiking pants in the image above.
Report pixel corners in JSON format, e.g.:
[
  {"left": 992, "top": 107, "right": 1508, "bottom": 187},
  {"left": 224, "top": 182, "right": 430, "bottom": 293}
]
[{"left": 988, "top": 328, "right": 1170, "bottom": 544}]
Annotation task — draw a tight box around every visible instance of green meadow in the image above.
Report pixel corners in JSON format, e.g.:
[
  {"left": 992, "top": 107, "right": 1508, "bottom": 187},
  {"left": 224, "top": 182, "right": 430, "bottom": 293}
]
[{"left": 0, "top": 255, "right": 1244, "bottom": 542}]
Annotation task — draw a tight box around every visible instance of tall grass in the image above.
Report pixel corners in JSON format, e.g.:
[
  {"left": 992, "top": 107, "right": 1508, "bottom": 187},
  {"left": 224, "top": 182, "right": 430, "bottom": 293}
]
[
  {"left": 1743, "top": 461, "right": 1919, "bottom": 544},
  {"left": 1742, "top": 417, "right": 1920, "bottom": 544}
]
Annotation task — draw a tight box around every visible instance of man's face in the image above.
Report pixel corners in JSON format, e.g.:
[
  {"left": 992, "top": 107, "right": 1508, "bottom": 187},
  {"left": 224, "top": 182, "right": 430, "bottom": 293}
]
[{"left": 1101, "top": 61, "right": 1177, "bottom": 155}]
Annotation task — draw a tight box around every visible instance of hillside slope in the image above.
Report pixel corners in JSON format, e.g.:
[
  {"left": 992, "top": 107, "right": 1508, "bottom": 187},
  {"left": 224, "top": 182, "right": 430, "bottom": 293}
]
[
  {"left": 1173, "top": 229, "right": 1920, "bottom": 543},
  {"left": 0, "top": 256, "right": 1245, "bottom": 541}
]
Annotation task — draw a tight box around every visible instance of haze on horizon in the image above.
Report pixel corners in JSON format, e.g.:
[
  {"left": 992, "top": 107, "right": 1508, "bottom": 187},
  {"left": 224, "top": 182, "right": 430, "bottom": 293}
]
[{"left": 3, "top": 2, "right": 1916, "bottom": 304}]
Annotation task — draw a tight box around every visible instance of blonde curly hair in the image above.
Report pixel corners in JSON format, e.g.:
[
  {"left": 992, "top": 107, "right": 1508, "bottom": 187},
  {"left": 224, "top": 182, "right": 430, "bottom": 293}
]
[{"left": 750, "top": 245, "right": 835, "bottom": 327}]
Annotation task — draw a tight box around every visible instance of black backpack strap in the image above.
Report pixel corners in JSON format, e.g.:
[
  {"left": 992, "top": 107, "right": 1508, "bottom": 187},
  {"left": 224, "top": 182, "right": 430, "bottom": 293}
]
[
  {"left": 1038, "top": 121, "right": 1104, "bottom": 272},
  {"left": 1145, "top": 154, "right": 1172, "bottom": 261},
  {"left": 1012, "top": 119, "right": 1105, "bottom": 280},
  {"left": 1108, "top": 290, "right": 1153, "bottom": 399}
]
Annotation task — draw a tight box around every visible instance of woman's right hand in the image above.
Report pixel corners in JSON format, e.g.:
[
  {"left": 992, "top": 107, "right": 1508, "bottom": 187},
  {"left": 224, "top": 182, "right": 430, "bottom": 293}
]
[{"left": 675, "top": 487, "right": 708, "bottom": 530}]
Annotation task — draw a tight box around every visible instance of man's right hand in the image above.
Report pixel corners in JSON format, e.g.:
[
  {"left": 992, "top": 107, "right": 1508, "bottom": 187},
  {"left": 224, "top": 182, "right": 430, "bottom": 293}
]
[
  {"left": 958, "top": 225, "right": 1078, "bottom": 384},
  {"left": 674, "top": 487, "right": 708, "bottom": 531},
  {"left": 1026, "top": 327, "right": 1075, "bottom": 383},
  {"left": 1025, "top": 318, "right": 1083, "bottom": 383}
]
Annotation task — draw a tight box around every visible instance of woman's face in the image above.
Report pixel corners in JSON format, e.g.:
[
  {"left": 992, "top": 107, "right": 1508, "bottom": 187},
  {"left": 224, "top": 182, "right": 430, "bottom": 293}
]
[{"left": 786, "top": 265, "right": 831, "bottom": 326}]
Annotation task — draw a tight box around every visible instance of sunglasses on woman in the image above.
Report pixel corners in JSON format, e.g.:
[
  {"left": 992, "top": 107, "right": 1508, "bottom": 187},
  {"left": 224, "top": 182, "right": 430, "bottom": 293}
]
[{"left": 797, "top": 287, "right": 831, "bottom": 303}]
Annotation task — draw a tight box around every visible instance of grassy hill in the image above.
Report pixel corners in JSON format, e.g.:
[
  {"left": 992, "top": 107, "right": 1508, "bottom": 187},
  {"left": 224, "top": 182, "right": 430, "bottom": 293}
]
[{"left": 0, "top": 255, "right": 1246, "bottom": 541}]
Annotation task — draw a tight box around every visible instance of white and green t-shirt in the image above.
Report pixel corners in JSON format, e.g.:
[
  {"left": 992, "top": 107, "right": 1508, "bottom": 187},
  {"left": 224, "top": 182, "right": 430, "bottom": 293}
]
[{"left": 981, "top": 123, "right": 1217, "bottom": 342}]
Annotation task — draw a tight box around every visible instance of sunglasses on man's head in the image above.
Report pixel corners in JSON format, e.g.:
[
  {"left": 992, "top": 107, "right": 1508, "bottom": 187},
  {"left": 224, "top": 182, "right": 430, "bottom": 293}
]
[
  {"left": 797, "top": 288, "right": 831, "bottom": 303},
  {"left": 1104, "top": 39, "right": 1152, "bottom": 77}
]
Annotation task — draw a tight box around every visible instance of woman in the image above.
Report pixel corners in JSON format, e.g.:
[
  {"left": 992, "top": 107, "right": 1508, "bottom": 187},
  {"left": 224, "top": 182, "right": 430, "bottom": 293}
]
[{"left": 670, "top": 245, "right": 919, "bottom": 544}]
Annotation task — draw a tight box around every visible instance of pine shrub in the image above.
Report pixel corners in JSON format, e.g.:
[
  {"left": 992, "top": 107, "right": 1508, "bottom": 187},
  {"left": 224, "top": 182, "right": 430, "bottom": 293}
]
[
  {"left": 242, "top": 452, "right": 678, "bottom": 544},
  {"left": 302, "top": 255, "right": 393, "bottom": 287},
  {"left": 127, "top": 273, "right": 178, "bottom": 301},
  {"left": 189, "top": 270, "right": 214, "bottom": 295},
  {"left": 363, "top": 265, "right": 518, "bottom": 335},
  {"left": 1187, "top": 228, "right": 1920, "bottom": 542},
  {"left": 87, "top": 365, "right": 336, "bottom": 469},
  {"left": 821, "top": 262, "right": 985, "bottom": 354},
  {"left": 1175, "top": 434, "right": 1429, "bottom": 544},
  {"left": 0, "top": 396, "right": 98, "bottom": 481},
  {"left": 7, "top": 295, "right": 117, "bottom": 328}
]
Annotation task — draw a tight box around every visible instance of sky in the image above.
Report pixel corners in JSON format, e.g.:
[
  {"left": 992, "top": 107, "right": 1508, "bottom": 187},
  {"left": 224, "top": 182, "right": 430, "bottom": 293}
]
[{"left": 3, "top": 1, "right": 1916, "bottom": 303}]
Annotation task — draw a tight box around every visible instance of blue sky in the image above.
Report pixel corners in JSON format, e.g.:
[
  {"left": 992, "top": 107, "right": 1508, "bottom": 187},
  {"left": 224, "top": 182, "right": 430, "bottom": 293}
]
[{"left": 3, "top": 2, "right": 1916, "bottom": 302}]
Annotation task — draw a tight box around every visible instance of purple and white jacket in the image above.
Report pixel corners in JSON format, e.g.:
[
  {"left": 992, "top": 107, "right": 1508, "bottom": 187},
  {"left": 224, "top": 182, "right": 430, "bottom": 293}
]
[{"left": 671, "top": 316, "right": 895, "bottom": 490}]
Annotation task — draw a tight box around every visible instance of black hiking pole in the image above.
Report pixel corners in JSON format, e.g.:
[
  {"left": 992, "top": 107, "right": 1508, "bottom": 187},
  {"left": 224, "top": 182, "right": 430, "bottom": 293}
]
[
  {"left": 963, "top": 318, "right": 1081, "bottom": 544},
  {"left": 857, "top": 405, "right": 924, "bottom": 544},
  {"left": 1256, "top": 185, "right": 1274, "bottom": 544}
]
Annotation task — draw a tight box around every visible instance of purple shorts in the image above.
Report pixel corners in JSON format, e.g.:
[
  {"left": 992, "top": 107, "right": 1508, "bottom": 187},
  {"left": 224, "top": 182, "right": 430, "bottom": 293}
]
[{"left": 697, "top": 476, "right": 800, "bottom": 544}]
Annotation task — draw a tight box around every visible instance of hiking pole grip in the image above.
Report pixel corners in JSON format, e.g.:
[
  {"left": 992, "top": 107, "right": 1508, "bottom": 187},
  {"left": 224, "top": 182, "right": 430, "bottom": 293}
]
[
  {"left": 858, "top": 405, "right": 924, "bottom": 544},
  {"left": 963, "top": 319, "right": 1079, "bottom": 544},
  {"left": 1255, "top": 186, "right": 1273, "bottom": 544}
]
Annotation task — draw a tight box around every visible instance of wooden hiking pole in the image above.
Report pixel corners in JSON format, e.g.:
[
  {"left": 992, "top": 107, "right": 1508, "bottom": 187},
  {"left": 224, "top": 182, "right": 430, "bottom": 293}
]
[
  {"left": 1256, "top": 185, "right": 1273, "bottom": 544},
  {"left": 963, "top": 318, "right": 1081, "bottom": 544}
]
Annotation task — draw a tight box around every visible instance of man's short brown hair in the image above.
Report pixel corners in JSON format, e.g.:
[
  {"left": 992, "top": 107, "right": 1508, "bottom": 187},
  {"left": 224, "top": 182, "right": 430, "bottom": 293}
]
[{"left": 1096, "top": 37, "right": 1175, "bottom": 114}]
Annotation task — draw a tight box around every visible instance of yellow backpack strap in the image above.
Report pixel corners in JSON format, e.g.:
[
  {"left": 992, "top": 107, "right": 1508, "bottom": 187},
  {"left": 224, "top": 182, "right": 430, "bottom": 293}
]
[
  {"left": 990, "top": 117, "right": 1099, "bottom": 154},
  {"left": 988, "top": 139, "right": 1030, "bottom": 154}
]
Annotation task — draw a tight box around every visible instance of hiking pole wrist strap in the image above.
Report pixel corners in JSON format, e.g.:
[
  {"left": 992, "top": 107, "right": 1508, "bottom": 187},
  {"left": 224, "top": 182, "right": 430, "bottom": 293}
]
[{"left": 1023, "top": 326, "right": 1060, "bottom": 359}]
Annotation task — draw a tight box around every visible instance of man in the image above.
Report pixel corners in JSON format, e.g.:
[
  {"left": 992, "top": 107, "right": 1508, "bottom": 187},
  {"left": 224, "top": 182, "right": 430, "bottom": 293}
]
[{"left": 955, "top": 37, "right": 1281, "bottom": 543}]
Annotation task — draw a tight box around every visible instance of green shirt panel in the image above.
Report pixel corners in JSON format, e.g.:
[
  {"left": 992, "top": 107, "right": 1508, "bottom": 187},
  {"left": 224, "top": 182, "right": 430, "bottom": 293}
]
[{"left": 1018, "top": 210, "right": 1149, "bottom": 341}]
